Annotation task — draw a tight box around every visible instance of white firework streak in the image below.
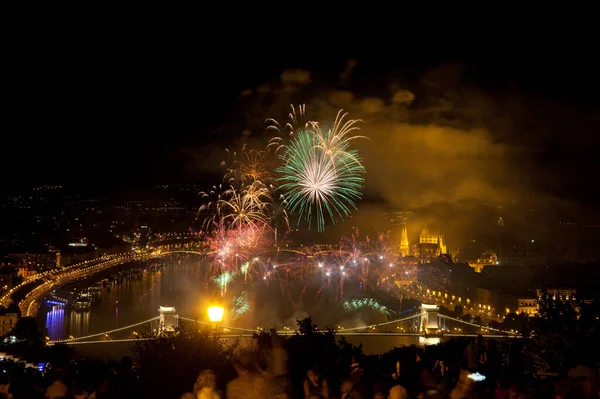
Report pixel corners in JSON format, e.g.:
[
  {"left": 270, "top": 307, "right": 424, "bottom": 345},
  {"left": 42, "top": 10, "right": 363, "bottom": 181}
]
[{"left": 278, "top": 129, "right": 364, "bottom": 231}]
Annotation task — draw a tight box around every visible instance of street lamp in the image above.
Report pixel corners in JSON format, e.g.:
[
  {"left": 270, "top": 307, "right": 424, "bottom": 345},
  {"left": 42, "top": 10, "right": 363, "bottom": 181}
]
[
  {"left": 208, "top": 305, "right": 224, "bottom": 336},
  {"left": 208, "top": 306, "right": 224, "bottom": 323}
]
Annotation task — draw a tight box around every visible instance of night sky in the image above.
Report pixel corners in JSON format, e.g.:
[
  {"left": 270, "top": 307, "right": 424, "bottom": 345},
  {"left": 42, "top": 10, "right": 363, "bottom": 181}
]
[{"left": 5, "top": 35, "right": 600, "bottom": 211}]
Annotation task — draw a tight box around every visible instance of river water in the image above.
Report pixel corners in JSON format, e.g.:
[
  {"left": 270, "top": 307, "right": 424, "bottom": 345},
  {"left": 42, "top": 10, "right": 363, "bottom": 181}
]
[{"left": 37, "top": 256, "right": 418, "bottom": 359}]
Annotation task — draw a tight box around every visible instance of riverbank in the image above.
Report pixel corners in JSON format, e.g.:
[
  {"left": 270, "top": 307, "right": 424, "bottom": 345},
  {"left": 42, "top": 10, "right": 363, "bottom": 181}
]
[{"left": 19, "top": 253, "right": 155, "bottom": 317}]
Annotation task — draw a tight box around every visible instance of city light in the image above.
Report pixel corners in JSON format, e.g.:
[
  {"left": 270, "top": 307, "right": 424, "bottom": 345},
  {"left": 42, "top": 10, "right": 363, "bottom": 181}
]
[{"left": 208, "top": 306, "right": 224, "bottom": 323}]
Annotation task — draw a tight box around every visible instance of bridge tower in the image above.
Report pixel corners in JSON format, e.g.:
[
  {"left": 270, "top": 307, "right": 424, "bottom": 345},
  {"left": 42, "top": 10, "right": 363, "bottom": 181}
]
[
  {"left": 419, "top": 303, "right": 442, "bottom": 345},
  {"left": 420, "top": 303, "right": 439, "bottom": 332},
  {"left": 158, "top": 306, "right": 178, "bottom": 332}
]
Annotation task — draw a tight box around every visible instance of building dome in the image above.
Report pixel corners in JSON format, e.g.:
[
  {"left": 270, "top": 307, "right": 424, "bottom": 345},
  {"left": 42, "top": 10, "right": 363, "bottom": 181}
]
[
  {"left": 418, "top": 221, "right": 447, "bottom": 255},
  {"left": 420, "top": 222, "right": 441, "bottom": 242}
]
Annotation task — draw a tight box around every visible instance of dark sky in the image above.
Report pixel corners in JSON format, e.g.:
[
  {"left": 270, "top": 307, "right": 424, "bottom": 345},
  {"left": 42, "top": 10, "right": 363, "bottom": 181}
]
[{"left": 4, "top": 33, "right": 600, "bottom": 209}]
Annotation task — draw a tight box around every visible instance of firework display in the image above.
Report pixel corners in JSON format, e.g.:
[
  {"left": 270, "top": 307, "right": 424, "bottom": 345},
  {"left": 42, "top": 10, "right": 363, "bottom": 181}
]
[
  {"left": 231, "top": 293, "right": 250, "bottom": 320},
  {"left": 273, "top": 109, "right": 366, "bottom": 232},
  {"left": 222, "top": 144, "right": 272, "bottom": 185},
  {"left": 189, "top": 105, "right": 447, "bottom": 318},
  {"left": 343, "top": 298, "right": 394, "bottom": 317}
]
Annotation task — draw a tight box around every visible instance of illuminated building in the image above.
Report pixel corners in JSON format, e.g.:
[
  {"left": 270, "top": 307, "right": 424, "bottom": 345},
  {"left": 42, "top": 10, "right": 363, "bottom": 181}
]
[
  {"left": 392, "top": 217, "right": 450, "bottom": 262},
  {"left": 67, "top": 237, "right": 88, "bottom": 247},
  {"left": 0, "top": 313, "right": 18, "bottom": 335},
  {"left": 16, "top": 265, "right": 37, "bottom": 279},
  {"left": 518, "top": 298, "right": 538, "bottom": 316},
  {"left": 537, "top": 288, "right": 576, "bottom": 302},
  {"left": 399, "top": 226, "right": 410, "bottom": 257},
  {"left": 468, "top": 250, "right": 498, "bottom": 273},
  {"left": 387, "top": 212, "right": 452, "bottom": 263},
  {"left": 517, "top": 289, "right": 576, "bottom": 317},
  {"left": 7, "top": 252, "right": 61, "bottom": 271},
  {"left": 389, "top": 211, "right": 412, "bottom": 256},
  {"left": 416, "top": 222, "right": 447, "bottom": 262}
]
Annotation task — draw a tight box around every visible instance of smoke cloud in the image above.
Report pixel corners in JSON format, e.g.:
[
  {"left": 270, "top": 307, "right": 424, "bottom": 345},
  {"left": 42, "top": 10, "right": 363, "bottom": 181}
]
[{"left": 183, "top": 60, "right": 599, "bottom": 255}]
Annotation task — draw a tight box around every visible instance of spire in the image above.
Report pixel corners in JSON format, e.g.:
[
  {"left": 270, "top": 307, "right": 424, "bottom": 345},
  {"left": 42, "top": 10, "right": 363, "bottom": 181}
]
[
  {"left": 439, "top": 233, "right": 447, "bottom": 255},
  {"left": 400, "top": 225, "right": 409, "bottom": 256}
]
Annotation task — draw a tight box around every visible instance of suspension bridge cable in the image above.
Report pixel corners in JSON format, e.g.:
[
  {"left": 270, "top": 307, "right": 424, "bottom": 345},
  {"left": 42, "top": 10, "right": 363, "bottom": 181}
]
[
  {"left": 341, "top": 312, "right": 421, "bottom": 331},
  {"left": 51, "top": 317, "right": 161, "bottom": 344},
  {"left": 177, "top": 317, "right": 257, "bottom": 333},
  {"left": 438, "top": 314, "right": 510, "bottom": 334},
  {"left": 60, "top": 338, "right": 156, "bottom": 346}
]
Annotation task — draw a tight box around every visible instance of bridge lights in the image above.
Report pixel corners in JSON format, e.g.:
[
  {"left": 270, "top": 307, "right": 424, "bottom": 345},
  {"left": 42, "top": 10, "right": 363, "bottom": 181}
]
[{"left": 318, "top": 262, "right": 323, "bottom": 268}]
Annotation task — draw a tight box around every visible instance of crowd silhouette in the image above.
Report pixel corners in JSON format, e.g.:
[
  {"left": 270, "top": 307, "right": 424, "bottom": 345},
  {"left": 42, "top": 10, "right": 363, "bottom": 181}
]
[{"left": 0, "top": 314, "right": 598, "bottom": 398}]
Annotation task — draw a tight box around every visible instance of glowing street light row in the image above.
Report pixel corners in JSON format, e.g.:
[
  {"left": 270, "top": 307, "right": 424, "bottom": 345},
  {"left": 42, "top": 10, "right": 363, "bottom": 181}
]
[{"left": 19, "top": 252, "right": 152, "bottom": 317}]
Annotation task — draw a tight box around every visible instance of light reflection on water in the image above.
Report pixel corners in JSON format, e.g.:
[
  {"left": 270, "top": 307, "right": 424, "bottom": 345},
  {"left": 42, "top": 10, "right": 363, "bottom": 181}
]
[
  {"left": 69, "top": 311, "right": 90, "bottom": 339},
  {"left": 38, "top": 260, "right": 207, "bottom": 342},
  {"left": 38, "top": 259, "right": 419, "bottom": 356},
  {"left": 45, "top": 307, "right": 65, "bottom": 341}
]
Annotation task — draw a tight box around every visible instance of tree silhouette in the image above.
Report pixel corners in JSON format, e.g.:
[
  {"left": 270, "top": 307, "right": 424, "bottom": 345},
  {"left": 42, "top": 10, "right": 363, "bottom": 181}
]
[
  {"left": 296, "top": 316, "right": 317, "bottom": 335},
  {"left": 525, "top": 289, "right": 599, "bottom": 374},
  {"left": 133, "top": 323, "right": 236, "bottom": 398},
  {"left": 452, "top": 305, "right": 463, "bottom": 318},
  {"left": 11, "top": 317, "right": 42, "bottom": 342},
  {"left": 7, "top": 302, "right": 20, "bottom": 316}
]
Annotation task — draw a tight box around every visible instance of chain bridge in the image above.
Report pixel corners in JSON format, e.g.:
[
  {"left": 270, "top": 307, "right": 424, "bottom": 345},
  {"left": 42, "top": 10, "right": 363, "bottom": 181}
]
[{"left": 47, "top": 303, "right": 520, "bottom": 346}]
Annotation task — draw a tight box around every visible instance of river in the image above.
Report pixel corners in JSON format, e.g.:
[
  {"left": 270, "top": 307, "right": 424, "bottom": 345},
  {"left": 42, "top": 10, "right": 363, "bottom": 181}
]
[{"left": 37, "top": 256, "right": 419, "bottom": 359}]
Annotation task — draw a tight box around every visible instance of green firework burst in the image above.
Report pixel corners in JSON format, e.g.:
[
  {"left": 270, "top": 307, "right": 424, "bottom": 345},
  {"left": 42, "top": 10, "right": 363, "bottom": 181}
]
[{"left": 276, "top": 120, "right": 366, "bottom": 231}]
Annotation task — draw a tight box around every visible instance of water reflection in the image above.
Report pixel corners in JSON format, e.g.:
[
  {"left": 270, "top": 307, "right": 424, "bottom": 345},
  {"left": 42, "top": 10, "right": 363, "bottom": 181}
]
[
  {"left": 69, "top": 311, "right": 90, "bottom": 338},
  {"left": 37, "top": 259, "right": 419, "bottom": 356},
  {"left": 38, "top": 260, "right": 207, "bottom": 341},
  {"left": 45, "top": 307, "right": 65, "bottom": 341}
]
